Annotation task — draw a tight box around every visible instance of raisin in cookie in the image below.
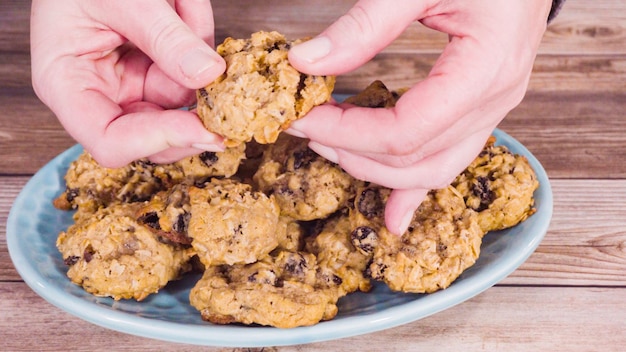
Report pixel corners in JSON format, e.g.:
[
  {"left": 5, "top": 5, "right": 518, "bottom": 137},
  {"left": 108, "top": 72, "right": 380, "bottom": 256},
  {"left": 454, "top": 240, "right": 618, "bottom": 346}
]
[
  {"left": 189, "top": 250, "right": 339, "bottom": 328},
  {"left": 56, "top": 202, "right": 193, "bottom": 301},
  {"left": 451, "top": 136, "right": 539, "bottom": 232},
  {"left": 187, "top": 179, "right": 282, "bottom": 266},
  {"left": 253, "top": 133, "right": 355, "bottom": 220},
  {"left": 136, "top": 183, "right": 193, "bottom": 245},
  {"left": 196, "top": 31, "right": 335, "bottom": 147},
  {"left": 174, "top": 144, "right": 245, "bottom": 180},
  {"left": 349, "top": 183, "right": 389, "bottom": 256}
]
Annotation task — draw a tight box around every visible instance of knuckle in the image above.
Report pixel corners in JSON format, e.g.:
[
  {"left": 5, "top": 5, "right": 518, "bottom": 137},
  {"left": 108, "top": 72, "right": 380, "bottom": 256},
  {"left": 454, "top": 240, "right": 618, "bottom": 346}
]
[
  {"left": 384, "top": 140, "right": 418, "bottom": 157},
  {"left": 149, "top": 16, "right": 186, "bottom": 57},
  {"left": 338, "top": 4, "right": 378, "bottom": 38},
  {"left": 380, "top": 126, "right": 422, "bottom": 157}
]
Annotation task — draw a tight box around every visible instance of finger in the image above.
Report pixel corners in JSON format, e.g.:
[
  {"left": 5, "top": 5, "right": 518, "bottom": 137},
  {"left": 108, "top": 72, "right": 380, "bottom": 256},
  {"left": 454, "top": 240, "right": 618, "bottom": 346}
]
[
  {"left": 289, "top": 1, "right": 536, "bottom": 157},
  {"left": 148, "top": 146, "right": 206, "bottom": 164},
  {"left": 289, "top": 30, "right": 525, "bottom": 157},
  {"left": 308, "top": 128, "right": 491, "bottom": 190},
  {"left": 321, "top": 110, "right": 502, "bottom": 169},
  {"left": 143, "top": 64, "right": 197, "bottom": 108},
  {"left": 89, "top": 0, "right": 225, "bottom": 89},
  {"left": 108, "top": 45, "right": 195, "bottom": 108},
  {"left": 385, "top": 188, "right": 429, "bottom": 235},
  {"left": 142, "top": 0, "right": 218, "bottom": 107},
  {"left": 175, "top": 0, "right": 216, "bottom": 47},
  {"left": 288, "top": 0, "right": 427, "bottom": 75},
  {"left": 290, "top": 104, "right": 406, "bottom": 154},
  {"left": 64, "top": 90, "right": 223, "bottom": 168}
]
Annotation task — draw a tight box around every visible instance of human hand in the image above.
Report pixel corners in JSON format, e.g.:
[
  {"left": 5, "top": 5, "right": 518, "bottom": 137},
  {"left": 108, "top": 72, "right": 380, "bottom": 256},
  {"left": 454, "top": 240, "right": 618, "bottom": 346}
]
[
  {"left": 31, "top": 0, "right": 226, "bottom": 167},
  {"left": 288, "top": 0, "right": 552, "bottom": 235}
]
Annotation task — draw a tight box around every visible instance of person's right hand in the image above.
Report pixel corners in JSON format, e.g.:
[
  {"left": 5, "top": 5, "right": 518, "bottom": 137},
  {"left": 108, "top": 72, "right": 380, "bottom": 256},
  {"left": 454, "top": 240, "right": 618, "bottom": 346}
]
[
  {"left": 31, "top": 0, "right": 226, "bottom": 168},
  {"left": 287, "top": 0, "right": 551, "bottom": 235}
]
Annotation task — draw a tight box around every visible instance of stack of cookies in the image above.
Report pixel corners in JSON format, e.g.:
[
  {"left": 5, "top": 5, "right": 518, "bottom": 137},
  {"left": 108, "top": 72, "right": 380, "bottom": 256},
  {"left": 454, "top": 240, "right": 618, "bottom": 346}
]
[{"left": 53, "top": 32, "right": 539, "bottom": 328}]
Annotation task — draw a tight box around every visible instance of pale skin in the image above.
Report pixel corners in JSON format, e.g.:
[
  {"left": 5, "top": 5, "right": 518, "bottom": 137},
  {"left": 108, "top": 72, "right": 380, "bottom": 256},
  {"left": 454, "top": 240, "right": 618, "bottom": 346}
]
[
  {"left": 31, "top": 0, "right": 552, "bottom": 235},
  {"left": 30, "top": 0, "right": 227, "bottom": 166}
]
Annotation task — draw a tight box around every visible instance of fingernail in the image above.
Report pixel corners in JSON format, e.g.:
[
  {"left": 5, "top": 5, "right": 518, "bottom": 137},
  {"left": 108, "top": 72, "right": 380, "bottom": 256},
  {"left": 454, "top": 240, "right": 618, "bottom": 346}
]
[
  {"left": 396, "top": 210, "right": 414, "bottom": 236},
  {"left": 192, "top": 143, "right": 225, "bottom": 152},
  {"left": 285, "top": 127, "right": 307, "bottom": 139},
  {"left": 308, "top": 142, "right": 339, "bottom": 163},
  {"left": 180, "top": 47, "right": 220, "bottom": 80},
  {"left": 290, "top": 36, "right": 332, "bottom": 63}
]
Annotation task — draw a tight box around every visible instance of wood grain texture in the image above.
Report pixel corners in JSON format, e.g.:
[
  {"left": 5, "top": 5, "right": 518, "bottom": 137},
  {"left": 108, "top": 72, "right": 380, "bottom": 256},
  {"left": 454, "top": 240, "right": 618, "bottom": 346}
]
[
  {"left": 541, "top": 0, "right": 626, "bottom": 55},
  {"left": 332, "top": 54, "right": 626, "bottom": 94},
  {"left": 4, "top": 1, "right": 626, "bottom": 56},
  {"left": 210, "top": 0, "right": 626, "bottom": 55},
  {"left": 0, "top": 2, "right": 30, "bottom": 54},
  {"left": 0, "top": 283, "right": 624, "bottom": 351},
  {"left": 500, "top": 91, "right": 626, "bottom": 179}
]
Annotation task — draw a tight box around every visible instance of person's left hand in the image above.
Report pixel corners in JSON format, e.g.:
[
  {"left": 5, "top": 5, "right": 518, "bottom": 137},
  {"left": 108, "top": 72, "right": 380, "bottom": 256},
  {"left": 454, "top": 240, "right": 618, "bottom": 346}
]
[{"left": 31, "top": 0, "right": 226, "bottom": 168}]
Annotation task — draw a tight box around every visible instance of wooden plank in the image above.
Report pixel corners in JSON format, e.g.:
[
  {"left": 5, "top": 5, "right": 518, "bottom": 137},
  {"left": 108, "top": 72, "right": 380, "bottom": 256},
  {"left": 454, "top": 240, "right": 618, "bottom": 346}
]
[
  {"left": 302, "top": 287, "right": 626, "bottom": 351},
  {"left": 0, "top": 282, "right": 624, "bottom": 351},
  {"left": 541, "top": 0, "right": 626, "bottom": 55},
  {"left": 0, "top": 1, "right": 31, "bottom": 53},
  {"left": 332, "top": 54, "right": 626, "bottom": 94},
  {"left": 0, "top": 93, "right": 75, "bottom": 175},
  {"left": 0, "top": 53, "right": 32, "bottom": 89},
  {"left": 0, "top": 177, "right": 27, "bottom": 281},
  {"left": 502, "top": 180, "right": 626, "bottom": 286},
  {"left": 211, "top": 0, "right": 626, "bottom": 56},
  {"left": 528, "top": 55, "right": 626, "bottom": 93},
  {"left": 500, "top": 91, "right": 626, "bottom": 179},
  {"left": 2, "top": 178, "right": 626, "bottom": 286},
  {"left": 3, "top": 1, "right": 625, "bottom": 56}
]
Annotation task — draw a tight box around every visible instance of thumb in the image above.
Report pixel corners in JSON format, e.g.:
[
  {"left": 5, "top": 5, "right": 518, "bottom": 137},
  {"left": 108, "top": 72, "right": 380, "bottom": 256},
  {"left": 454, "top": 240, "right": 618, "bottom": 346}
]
[
  {"left": 288, "top": 0, "right": 427, "bottom": 75},
  {"left": 91, "top": 0, "right": 225, "bottom": 89}
]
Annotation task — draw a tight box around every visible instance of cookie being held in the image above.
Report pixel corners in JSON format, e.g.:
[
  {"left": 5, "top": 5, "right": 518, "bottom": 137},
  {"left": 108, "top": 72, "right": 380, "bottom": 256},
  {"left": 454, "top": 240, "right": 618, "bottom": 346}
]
[{"left": 196, "top": 31, "right": 336, "bottom": 147}]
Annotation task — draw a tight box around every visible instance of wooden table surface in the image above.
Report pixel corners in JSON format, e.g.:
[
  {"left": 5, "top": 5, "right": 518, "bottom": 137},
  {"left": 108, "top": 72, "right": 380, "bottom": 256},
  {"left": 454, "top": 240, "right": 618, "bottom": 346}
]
[{"left": 2, "top": 1, "right": 625, "bottom": 351}]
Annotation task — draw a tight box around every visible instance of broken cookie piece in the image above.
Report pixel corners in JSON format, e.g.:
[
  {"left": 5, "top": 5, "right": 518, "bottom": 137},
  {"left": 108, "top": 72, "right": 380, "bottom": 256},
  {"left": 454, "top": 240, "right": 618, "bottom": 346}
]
[{"left": 196, "top": 31, "right": 335, "bottom": 146}]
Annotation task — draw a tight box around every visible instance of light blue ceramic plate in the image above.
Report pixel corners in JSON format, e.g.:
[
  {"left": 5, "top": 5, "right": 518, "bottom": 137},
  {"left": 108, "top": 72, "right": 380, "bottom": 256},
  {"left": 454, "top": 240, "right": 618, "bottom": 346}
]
[{"left": 7, "top": 128, "right": 552, "bottom": 347}]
